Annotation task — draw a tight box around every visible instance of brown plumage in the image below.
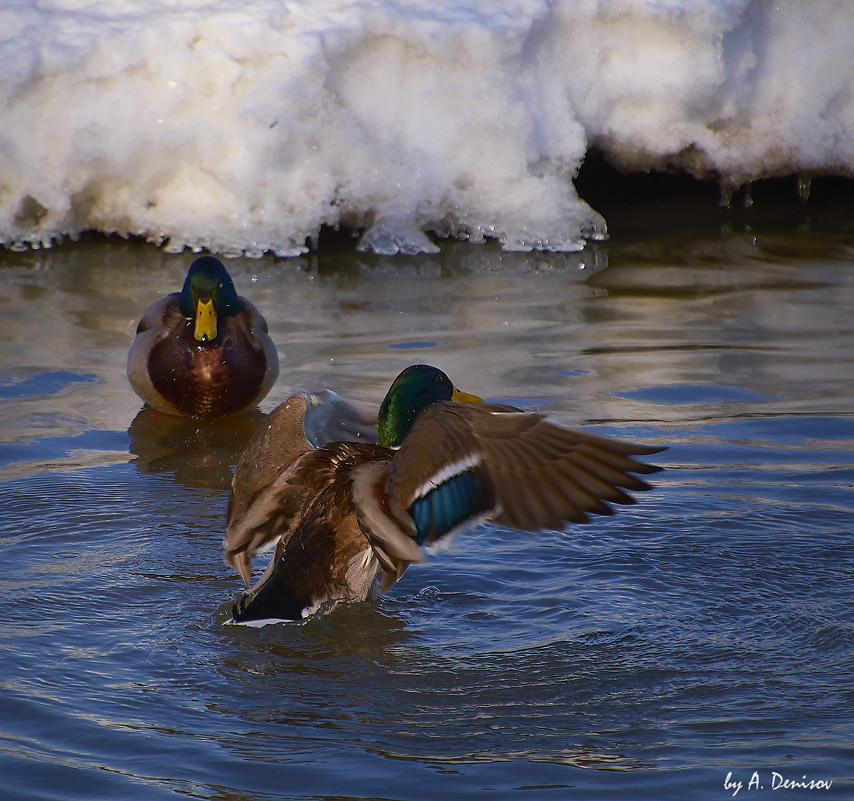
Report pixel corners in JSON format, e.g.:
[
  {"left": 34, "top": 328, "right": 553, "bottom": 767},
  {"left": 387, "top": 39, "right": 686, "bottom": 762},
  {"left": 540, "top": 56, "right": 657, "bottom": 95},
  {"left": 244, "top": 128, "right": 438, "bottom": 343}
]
[
  {"left": 225, "top": 390, "right": 378, "bottom": 586},
  {"left": 223, "top": 366, "right": 664, "bottom": 625}
]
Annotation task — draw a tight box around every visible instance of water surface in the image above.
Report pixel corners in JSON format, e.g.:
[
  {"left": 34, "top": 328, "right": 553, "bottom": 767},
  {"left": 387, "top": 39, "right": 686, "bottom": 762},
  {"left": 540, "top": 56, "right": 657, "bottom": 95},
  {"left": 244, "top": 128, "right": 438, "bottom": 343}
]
[{"left": 1, "top": 204, "right": 853, "bottom": 800}]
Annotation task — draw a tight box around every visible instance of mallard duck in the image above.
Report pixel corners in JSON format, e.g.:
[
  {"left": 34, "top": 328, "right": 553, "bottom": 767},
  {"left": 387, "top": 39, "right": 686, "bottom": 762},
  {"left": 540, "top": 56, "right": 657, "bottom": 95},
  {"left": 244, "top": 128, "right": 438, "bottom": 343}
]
[
  {"left": 127, "top": 256, "right": 279, "bottom": 417},
  {"left": 223, "top": 364, "right": 664, "bottom": 624}
]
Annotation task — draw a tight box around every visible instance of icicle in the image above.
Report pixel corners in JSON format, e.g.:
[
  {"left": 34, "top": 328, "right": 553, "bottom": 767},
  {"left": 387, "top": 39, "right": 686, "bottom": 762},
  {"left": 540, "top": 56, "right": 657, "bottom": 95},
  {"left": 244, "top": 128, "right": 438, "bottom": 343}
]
[
  {"left": 719, "top": 179, "right": 738, "bottom": 209},
  {"left": 797, "top": 175, "right": 812, "bottom": 202}
]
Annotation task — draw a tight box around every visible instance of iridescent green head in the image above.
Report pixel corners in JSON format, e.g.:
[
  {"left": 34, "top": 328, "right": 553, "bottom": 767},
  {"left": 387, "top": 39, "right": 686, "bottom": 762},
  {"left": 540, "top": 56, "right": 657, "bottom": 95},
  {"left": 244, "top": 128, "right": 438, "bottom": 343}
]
[
  {"left": 377, "top": 364, "right": 483, "bottom": 447},
  {"left": 178, "top": 256, "right": 240, "bottom": 342}
]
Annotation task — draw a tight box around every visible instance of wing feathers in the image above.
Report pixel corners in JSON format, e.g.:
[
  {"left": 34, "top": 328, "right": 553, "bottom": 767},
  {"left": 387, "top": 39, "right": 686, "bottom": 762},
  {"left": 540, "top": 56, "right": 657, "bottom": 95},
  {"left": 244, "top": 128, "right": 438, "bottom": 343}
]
[
  {"left": 409, "top": 467, "right": 496, "bottom": 543},
  {"left": 224, "top": 469, "right": 303, "bottom": 585},
  {"left": 568, "top": 448, "right": 655, "bottom": 492},
  {"left": 511, "top": 470, "right": 571, "bottom": 531},
  {"left": 388, "top": 402, "right": 663, "bottom": 536},
  {"left": 350, "top": 461, "right": 423, "bottom": 566},
  {"left": 554, "top": 460, "right": 635, "bottom": 506}
]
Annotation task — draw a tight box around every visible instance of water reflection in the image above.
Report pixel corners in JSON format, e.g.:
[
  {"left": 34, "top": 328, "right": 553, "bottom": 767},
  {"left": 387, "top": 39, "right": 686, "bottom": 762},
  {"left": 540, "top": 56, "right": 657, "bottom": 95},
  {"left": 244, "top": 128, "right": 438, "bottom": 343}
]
[{"left": 128, "top": 408, "right": 265, "bottom": 490}]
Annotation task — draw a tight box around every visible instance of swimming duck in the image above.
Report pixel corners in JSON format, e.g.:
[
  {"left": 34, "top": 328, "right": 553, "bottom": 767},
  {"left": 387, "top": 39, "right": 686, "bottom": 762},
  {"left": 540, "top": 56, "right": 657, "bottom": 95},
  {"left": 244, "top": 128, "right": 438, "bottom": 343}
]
[
  {"left": 223, "top": 364, "right": 664, "bottom": 624},
  {"left": 127, "top": 256, "right": 279, "bottom": 417}
]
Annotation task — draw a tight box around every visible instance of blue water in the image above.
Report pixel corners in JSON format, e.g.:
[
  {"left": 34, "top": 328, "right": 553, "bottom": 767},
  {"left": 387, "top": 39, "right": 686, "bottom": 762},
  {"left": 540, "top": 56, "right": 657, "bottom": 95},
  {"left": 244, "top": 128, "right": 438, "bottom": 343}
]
[{"left": 1, "top": 214, "right": 853, "bottom": 799}]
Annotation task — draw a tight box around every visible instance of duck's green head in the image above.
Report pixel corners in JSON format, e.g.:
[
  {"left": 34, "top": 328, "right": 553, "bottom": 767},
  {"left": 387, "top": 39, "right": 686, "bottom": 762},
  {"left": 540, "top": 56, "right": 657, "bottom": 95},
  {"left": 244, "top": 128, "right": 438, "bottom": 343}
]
[
  {"left": 377, "top": 364, "right": 483, "bottom": 447},
  {"left": 178, "top": 256, "right": 240, "bottom": 343}
]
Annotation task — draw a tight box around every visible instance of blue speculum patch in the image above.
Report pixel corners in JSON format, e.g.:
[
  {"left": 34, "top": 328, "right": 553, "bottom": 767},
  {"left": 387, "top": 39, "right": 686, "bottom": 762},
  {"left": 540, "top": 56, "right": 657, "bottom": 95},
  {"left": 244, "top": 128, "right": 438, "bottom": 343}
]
[{"left": 410, "top": 469, "right": 487, "bottom": 544}]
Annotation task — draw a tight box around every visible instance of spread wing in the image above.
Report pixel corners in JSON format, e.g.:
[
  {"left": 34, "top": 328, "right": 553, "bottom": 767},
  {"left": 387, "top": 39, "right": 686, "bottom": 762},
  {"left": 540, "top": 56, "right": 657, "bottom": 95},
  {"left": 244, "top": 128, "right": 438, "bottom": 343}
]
[
  {"left": 386, "top": 402, "right": 664, "bottom": 542},
  {"left": 302, "top": 390, "right": 378, "bottom": 448}
]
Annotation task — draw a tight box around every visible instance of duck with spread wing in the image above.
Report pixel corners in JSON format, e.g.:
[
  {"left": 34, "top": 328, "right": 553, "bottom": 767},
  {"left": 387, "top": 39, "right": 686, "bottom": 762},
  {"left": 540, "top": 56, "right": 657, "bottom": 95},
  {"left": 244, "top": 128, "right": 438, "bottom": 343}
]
[{"left": 223, "top": 364, "right": 664, "bottom": 623}]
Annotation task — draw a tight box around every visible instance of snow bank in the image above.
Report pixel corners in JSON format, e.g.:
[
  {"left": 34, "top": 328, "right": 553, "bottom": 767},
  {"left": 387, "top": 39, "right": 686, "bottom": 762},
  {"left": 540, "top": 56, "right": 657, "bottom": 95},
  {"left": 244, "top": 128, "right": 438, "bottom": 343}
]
[{"left": 1, "top": 0, "right": 852, "bottom": 256}]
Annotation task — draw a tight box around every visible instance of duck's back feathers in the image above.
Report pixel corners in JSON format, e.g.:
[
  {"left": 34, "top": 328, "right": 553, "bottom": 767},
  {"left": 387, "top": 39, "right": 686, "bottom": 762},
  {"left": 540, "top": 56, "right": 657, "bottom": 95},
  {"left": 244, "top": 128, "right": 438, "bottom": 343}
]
[
  {"left": 224, "top": 392, "right": 379, "bottom": 586},
  {"left": 229, "top": 441, "right": 394, "bottom": 622}
]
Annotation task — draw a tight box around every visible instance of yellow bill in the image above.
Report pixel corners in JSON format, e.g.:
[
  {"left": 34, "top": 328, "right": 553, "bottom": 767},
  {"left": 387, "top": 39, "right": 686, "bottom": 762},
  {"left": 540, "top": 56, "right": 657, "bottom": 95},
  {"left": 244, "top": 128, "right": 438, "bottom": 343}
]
[
  {"left": 194, "top": 298, "right": 217, "bottom": 342},
  {"left": 452, "top": 387, "right": 483, "bottom": 403}
]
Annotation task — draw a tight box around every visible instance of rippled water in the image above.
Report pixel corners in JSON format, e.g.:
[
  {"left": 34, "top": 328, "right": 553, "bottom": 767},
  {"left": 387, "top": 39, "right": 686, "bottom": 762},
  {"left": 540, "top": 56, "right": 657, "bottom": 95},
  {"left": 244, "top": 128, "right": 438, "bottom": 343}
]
[{"left": 2, "top": 201, "right": 853, "bottom": 800}]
